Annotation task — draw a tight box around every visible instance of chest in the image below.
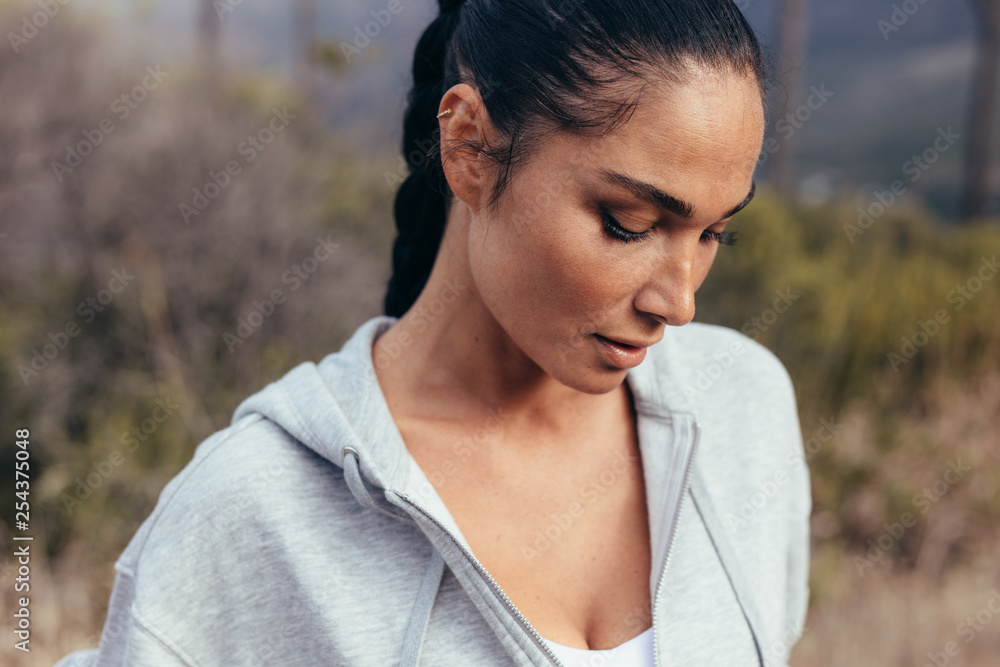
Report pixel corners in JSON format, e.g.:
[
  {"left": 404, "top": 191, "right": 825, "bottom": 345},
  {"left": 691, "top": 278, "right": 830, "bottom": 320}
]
[{"left": 402, "top": 419, "right": 654, "bottom": 651}]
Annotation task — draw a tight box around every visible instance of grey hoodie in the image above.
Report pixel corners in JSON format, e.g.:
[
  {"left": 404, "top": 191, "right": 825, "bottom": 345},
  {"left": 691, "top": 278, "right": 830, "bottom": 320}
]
[{"left": 54, "top": 314, "right": 811, "bottom": 667}]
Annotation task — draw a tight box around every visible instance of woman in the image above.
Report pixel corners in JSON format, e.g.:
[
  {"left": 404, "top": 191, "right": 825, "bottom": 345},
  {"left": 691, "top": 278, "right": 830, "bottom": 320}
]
[{"left": 56, "top": 0, "right": 811, "bottom": 665}]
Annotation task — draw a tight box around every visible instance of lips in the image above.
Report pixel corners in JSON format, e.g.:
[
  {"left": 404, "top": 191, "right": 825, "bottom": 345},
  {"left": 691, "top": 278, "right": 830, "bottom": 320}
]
[
  {"left": 593, "top": 333, "right": 650, "bottom": 370},
  {"left": 596, "top": 334, "right": 651, "bottom": 349}
]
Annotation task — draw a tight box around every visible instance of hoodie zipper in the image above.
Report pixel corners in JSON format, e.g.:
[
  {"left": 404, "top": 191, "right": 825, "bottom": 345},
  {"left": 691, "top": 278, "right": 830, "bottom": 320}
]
[
  {"left": 395, "top": 493, "right": 569, "bottom": 667},
  {"left": 393, "top": 416, "right": 700, "bottom": 667},
  {"left": 650, "top": 416, "right": 700, "bottom": 667}
]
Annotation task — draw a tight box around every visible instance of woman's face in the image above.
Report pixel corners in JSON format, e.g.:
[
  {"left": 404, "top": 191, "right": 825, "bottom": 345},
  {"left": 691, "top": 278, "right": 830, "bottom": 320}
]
[{"left": 459, "top": 69, "right": 765, "bottom": 394}]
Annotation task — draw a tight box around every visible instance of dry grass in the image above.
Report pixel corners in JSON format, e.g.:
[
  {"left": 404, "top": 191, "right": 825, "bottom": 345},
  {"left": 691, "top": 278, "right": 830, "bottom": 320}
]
[{"left": 791, "top": 539, "right": 1000, "bottom": 667}]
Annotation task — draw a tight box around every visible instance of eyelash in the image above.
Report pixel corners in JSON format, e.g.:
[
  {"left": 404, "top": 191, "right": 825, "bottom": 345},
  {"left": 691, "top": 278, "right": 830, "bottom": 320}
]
[{"left": 600, "top": 209, "right": 738, "bottom": 246}]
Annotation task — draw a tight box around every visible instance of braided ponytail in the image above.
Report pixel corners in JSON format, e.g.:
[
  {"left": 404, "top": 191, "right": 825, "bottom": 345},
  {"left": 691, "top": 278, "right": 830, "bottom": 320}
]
[{"left": 383, "top": 0, "right": 466, "bottom": 318}]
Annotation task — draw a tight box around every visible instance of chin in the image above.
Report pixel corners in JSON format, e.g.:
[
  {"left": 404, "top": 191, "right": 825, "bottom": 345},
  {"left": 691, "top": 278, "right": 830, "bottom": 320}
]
[{"left": 547, "top": 356, "right": 627, "bottom": 396}]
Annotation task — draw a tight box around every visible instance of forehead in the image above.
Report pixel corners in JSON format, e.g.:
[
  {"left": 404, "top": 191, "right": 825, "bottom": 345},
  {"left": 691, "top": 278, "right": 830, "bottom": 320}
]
[
  {"left": 606, "top": 69, "right": 764, "bottom": 174},
  {"left": 525, "top": 68, "right": 764, "bottom": 220}
]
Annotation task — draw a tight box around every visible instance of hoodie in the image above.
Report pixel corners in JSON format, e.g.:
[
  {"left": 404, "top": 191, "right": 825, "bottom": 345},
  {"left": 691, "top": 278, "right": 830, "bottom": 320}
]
[{"left": 54, "top": 314, "right": 811, "bottom": 667}]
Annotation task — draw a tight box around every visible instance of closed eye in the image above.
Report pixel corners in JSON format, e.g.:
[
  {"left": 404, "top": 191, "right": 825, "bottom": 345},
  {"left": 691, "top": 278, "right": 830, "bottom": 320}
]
[
  {"left": 601, "top": 208, "right": 739, "bottom": 246},
  {"left": 601, "top": 209, "right": 650, "bottom": 244},
  {"left": 701, "top": 230, "right": 738, "bottom": 246}
]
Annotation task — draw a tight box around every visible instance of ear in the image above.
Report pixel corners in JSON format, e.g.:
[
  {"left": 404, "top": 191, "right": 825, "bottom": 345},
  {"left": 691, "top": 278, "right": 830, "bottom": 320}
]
[{"left": 438, "top": 84, "right": 494, "bottom": 214}]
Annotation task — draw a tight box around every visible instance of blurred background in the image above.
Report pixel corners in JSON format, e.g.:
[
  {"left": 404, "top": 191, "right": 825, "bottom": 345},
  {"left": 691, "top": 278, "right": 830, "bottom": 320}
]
[{"left": 0, "top": 0, "right": 998, "bottom": 664}]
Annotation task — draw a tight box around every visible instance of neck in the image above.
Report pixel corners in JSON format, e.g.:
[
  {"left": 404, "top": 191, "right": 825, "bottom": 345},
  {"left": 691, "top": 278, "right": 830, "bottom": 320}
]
[{"left": 374, "top": 201, "right": 625, "bottom": 440}]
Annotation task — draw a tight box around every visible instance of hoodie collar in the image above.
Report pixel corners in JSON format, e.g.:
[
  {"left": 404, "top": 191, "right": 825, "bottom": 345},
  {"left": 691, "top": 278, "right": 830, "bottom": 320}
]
[{"left": 233, "top": 313, "right": 698, "bottom": 551}]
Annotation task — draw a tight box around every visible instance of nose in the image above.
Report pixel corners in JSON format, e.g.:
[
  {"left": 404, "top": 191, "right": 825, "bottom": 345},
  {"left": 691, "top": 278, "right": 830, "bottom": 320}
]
[{"left": 633, "top": 241, "right": 698, "bottom": 327}]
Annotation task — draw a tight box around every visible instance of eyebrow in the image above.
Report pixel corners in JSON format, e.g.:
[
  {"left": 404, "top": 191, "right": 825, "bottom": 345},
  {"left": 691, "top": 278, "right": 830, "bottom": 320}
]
[{"left": 599, "top": 169, "right": 756, "bottom": 220}]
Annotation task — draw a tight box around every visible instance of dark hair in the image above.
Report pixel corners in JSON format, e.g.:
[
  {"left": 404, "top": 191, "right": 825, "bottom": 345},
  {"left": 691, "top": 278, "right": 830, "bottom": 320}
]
[{"left": 383, "top": 0, "right": 767, "bottom": 318}]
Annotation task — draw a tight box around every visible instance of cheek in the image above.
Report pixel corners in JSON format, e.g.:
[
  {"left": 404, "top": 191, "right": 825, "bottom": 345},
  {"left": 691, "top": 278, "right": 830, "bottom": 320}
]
[
  {"left": 467, "top": 209, "right": 572, "bottom": 324},
  {"left": 471, "top": 203, "right": 630, "bottom": 331},
  {"left": 509, "top": 216, "right": 605, "bottom": 314}
]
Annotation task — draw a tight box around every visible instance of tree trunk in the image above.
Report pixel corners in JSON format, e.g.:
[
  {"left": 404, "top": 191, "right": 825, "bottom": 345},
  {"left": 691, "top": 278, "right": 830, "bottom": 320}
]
[
  {"left": 963, "top": 0, "right": 1000, "bottom": 221},
  {"left": 772, "top": 0, "right": 811, "bottom": 200},
  {"left": 294, "top": 0, "right": 319, "bottom": 91},
  {"left": 199, "top": 0, "right": 221, "bottom": 83}
]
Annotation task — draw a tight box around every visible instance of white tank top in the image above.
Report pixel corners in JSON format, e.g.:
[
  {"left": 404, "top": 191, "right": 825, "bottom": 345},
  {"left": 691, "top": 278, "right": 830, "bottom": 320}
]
[{"left": 540, "top": 626, "right": 654, "bottom": 667}]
